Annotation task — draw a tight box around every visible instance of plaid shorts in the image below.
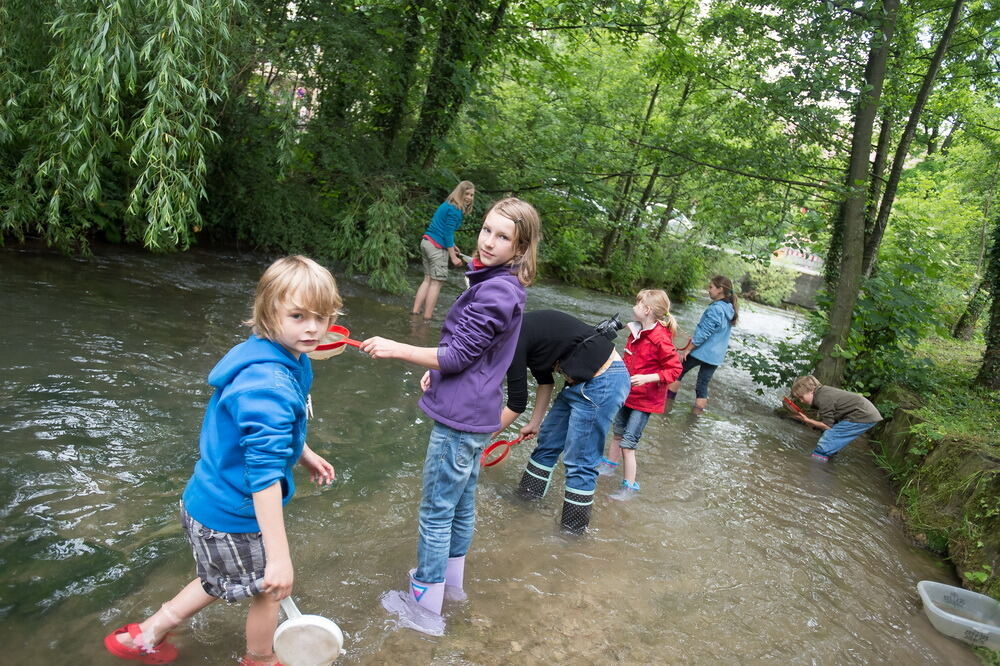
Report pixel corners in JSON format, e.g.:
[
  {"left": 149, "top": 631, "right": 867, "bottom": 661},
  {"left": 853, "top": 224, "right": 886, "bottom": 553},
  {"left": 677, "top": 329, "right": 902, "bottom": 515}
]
[{"left": 179, "top": 502, "right": 267, "bottom": 602}]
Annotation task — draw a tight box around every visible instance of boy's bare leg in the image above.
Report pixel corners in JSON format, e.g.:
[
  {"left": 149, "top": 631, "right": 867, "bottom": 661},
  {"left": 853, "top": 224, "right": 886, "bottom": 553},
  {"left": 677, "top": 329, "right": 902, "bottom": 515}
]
[
  {"left": 693, "top": 397, "right": 708, "bottom": 413},
  {"left": 116, "top": 578, "right": 216, "bottom": 648},
  {"left": 245, "top": 593, "right": 282, "bottom": 664},
  {"left": 621, "top": 449, "right": 637, "bottom": 484}
]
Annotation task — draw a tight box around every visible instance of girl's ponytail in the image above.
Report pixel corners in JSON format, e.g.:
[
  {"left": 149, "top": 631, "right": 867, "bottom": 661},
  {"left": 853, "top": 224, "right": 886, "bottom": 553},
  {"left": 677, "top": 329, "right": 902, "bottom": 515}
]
[
  {"left": 636, "top": 289, "right": 677, "bottom": 333},
  {"left": 710, "top": 275, "right": 739, "bottom": 324}
]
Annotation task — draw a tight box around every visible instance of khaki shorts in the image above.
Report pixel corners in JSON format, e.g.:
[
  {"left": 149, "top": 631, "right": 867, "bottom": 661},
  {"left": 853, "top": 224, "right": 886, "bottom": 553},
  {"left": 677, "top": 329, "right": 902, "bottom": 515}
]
[{"left": 420, "top": 238, "right": 450, "bottom": 281}]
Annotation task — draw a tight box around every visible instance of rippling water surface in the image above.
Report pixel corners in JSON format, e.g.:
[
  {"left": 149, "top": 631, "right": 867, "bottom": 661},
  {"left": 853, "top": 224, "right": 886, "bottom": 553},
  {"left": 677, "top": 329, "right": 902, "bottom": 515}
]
[{"left": 0, "top": 247, "right": 977, "bottom": 664}]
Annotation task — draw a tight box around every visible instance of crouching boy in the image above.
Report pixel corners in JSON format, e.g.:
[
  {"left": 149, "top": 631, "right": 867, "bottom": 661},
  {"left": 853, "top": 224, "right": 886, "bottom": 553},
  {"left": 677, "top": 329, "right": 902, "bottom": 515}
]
[{"left": 789, "top": 375, "right": 882, "bottom": 462}]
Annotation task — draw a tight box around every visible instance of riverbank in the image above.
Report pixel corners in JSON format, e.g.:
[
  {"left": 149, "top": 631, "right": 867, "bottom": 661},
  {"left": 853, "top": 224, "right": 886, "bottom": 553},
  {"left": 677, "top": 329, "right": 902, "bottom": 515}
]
[{"left": 870, "top": 336, "right": 1000, "bottom": 662}]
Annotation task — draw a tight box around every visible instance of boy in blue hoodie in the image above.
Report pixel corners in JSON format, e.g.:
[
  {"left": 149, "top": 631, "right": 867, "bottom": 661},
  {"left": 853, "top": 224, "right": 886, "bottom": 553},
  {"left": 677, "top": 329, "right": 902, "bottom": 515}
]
[{"left": 103, "top": 256, "right": 341, "bottom": 666}]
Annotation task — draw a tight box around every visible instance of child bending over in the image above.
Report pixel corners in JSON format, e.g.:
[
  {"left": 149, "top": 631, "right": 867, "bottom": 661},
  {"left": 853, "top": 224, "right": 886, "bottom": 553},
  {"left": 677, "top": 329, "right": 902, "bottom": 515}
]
[{"left": 790, "top": 375, "right": 883, "bottom": 462}]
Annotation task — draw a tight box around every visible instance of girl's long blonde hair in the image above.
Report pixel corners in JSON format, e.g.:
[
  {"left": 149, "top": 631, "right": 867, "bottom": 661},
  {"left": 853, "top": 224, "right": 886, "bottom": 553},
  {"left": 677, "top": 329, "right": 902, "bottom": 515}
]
[
  {"left": 446, "top": 180, "right": 476, "bottom": 214},
  {"left": 483, "top": 197, "right": 541, "bottom": 286},
  {"left": 637, "top": 289, "right": 677, "bottom": 333}
]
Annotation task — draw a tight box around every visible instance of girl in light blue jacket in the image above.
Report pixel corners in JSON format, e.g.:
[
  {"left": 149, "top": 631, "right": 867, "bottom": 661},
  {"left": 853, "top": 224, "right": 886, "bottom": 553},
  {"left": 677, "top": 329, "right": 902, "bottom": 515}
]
[{"left": 667, "top": 275, "right": 739, "bottom": 414}]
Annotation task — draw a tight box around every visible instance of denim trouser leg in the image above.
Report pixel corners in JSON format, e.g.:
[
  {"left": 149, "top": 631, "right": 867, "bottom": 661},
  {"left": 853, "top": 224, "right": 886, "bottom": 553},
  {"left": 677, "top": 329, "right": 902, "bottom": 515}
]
[
  {"left": 693, "top": 362, "right": 718, "bottom": 399},
  {"left": 813, "top": 420, "right": 878, "bottom": 457},
  {"left": 415, "top": 423, "right": 489, "bottom": 584},
  {"left": 613, "top": 406, "right": 652, "bottom": 450},
  {"left": 528, "top": 363, "right": 630, "bottom": 493},
  {"left": 528, "top": 387, "right": 574, "bottom": 471},
  {"left": 678, "top": 356, "right": 719, "bottom": 399}
]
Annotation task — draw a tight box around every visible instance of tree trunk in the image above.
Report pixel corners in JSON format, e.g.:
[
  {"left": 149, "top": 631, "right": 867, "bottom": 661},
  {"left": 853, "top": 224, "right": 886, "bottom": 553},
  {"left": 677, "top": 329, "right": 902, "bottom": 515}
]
[
  {"left": 939, "top": 118, "right": 961, "bottom": 155},
  {"left": 405, "top": 0, "right": 507, "bottom": 169},
  {"left": 624, "top": 164, "right": 661, "bottom": 263},
  {"left": 371, "top": 0, "right": 429, "bottom": 157},
  {"left": 975, "top": 219, "right": 1000, "bottom": 388},
  {"left": 926, "top": 122, "right": 939, "bottom": 154},
  {"left": 862, "top": 0, "right": 966, "bottom": 278},
  {"left": 654, "top": 177, "right": 684, "bottom": 240},
  {"left": 815, "top": 0, "right": 900, "bottom": 386},
  {"left": 864, "top": 109, "right": 894, "bottom": 238},
  {"left": 952, "top": 280, "right": 989, "bottom": 340},
  {"left": 600, "top": 82, "right": 661, "bottom": 265}
]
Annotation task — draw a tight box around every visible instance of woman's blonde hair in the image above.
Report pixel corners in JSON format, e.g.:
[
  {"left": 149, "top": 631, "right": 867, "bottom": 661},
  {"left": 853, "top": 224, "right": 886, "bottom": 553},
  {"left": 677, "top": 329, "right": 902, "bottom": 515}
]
[
  {"left": 791, "top": 375, "right": 822, "bottom": 399},
  {"left": 481, "top": 197, "right": 541, "bottom": 286},
  {"left": 247, "top": 256, "right": 343, "bottom": 340},
  {"left": 637, "top": 289, "right": 677, "bottom": 332},
  {"left": 447, "top": 180, "right": 476, "bottom": 214}
]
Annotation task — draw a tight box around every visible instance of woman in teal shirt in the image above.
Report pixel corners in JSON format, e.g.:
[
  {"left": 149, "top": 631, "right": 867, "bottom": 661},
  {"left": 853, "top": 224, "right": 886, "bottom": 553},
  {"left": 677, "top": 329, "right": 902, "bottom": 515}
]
[{"left": 412, "top": 181, "right": 475, "bottom": 321}]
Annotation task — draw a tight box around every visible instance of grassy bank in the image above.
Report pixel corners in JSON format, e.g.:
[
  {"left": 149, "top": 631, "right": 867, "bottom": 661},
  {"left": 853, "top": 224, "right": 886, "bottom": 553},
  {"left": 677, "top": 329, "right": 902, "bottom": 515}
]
[{"left": 871, "top": 335, "right": 1000, "bottom": 662}]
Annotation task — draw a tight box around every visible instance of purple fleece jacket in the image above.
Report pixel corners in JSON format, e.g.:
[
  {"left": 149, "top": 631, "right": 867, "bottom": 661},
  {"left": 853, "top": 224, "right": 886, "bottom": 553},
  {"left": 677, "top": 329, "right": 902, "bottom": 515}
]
[{"left": 418, "top": 263, "right": 526, "bottom": 433}]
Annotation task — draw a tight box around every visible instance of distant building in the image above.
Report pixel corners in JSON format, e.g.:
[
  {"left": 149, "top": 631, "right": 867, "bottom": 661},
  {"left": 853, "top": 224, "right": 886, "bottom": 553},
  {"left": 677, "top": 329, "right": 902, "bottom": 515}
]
[{"left": 772, "top": 246, "right": 824, "bottom": 276}]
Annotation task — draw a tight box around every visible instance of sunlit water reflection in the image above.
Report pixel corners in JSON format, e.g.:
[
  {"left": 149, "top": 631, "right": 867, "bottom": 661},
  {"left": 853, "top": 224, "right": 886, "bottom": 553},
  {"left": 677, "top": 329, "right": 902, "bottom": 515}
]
[{"left": 0, "top": 247, "right": 976, "bottom": 664}]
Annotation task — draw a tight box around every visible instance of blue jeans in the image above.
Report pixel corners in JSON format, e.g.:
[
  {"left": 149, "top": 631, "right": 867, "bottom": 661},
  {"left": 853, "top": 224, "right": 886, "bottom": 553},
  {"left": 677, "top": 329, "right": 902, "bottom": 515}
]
[
  {"left": 678, "top": 355, "right": 718, "bottom": 399},
  {"left": 613, "top": 406, "right": 651, "bottom": 450},
  {"left": 527, "top": 362, "right": 630, "bottom": 493},
  {"left": 414, "top": 423, "right": 490, "bottom": 584},
  {"left": 813, "top": 420, "right": 878, "bottom": 457}
]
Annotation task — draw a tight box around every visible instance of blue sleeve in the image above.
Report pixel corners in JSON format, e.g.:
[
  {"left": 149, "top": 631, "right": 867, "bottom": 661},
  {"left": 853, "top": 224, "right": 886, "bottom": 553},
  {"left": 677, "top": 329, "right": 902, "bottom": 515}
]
[
  {"left": 691, "top": 304, "right": 726, "bottom": 348},
  {"left": 438, "top": 280, "right": 519, "bottom": 374},
  {"left": 229, "top": 387, "right": 297, "bottom": 493},
  {"left": 444, "top": 205, "right": 463, "bottom": 247}
]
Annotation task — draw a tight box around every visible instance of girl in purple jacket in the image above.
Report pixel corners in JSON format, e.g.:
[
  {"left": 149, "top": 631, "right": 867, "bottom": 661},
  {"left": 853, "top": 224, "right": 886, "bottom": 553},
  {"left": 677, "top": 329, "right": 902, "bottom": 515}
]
[{"left": 361, "top": 197, "right": 541, "bottom": 636}]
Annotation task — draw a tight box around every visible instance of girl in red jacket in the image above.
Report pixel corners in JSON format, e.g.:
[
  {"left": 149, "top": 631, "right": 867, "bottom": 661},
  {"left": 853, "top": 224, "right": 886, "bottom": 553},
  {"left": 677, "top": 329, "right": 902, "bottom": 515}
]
[{"left": 598, "top": 289, "right": 683, "bottom": 500}]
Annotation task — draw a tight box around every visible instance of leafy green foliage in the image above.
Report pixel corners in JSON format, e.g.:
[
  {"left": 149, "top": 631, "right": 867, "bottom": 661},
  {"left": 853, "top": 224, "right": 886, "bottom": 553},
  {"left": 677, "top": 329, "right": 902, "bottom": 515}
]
[
  {"left": 542, "top": 227, "right": 598, "bottom": 282},
  {"left": 730, "top": 324, "right": 821, "bottom": 391},
  {"left": 356, "top": 183, "right": 412, "bottom": 293},
  {"left": 1, "top": 0, "right": 247, "bottom": 250},
  {"left": 745, "top": 263, "right": 797, "bottom": 306}
]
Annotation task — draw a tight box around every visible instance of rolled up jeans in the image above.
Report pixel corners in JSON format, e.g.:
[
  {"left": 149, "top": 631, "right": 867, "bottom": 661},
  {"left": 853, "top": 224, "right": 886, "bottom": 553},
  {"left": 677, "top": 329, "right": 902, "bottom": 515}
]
[
  {"left": 415, "top": 422, "right": 489, "bottom": 584},
  {"left": 813, "top": 420, "right": 878, "bottom": 457}
]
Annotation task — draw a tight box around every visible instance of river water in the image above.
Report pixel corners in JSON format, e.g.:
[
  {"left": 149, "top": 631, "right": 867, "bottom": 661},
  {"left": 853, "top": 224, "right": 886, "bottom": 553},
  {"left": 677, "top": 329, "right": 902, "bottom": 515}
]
[{"left": 0, "top": 246, "right": 978, "bottom": 664}]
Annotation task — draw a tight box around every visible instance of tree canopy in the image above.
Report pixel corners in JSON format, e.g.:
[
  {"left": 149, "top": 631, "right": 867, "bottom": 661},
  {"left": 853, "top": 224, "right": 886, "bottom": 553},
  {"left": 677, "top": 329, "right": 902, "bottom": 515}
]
[{"left": 2, "top": 0, "right": 999, "bottom": 387}]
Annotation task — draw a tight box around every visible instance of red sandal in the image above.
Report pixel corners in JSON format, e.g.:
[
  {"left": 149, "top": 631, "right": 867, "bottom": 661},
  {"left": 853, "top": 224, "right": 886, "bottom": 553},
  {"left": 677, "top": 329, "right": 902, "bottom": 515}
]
[{"left": 104, "top": 623, "right": 178, "bottom": 664}]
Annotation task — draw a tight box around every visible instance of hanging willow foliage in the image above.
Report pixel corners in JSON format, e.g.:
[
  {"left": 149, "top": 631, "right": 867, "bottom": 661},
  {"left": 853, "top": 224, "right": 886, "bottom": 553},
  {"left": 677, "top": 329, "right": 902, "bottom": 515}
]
[{"left": 0, "top": 0, "right": 247, "bottom": 250}]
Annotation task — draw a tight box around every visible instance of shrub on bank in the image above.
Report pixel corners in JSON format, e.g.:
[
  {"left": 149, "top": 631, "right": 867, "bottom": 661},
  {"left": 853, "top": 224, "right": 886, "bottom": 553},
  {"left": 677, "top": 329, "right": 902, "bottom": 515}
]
[{"left": 870, "top": 336, "right": 1000, "bottom": 615}]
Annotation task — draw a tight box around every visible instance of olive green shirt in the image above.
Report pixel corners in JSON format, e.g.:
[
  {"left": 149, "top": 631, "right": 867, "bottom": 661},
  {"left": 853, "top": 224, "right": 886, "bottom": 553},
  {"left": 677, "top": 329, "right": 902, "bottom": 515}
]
[{"left": 813, "top": 386, "right": 883, "bottom": 427}]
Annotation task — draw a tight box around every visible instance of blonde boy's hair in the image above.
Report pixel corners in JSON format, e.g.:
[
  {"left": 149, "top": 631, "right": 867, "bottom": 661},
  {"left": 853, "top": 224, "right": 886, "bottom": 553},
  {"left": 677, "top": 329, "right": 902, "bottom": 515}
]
[
  {"left": 447, "top": 180, "right": 476, "bottom": 214},
  {"left": 791, "top": 375, "right": 822, "bottom": 399},
  {"left": 247, "top": 256, "right": 342, "bottom": 340},
  {"left": 484, "top": 197, "right": 542, "bottom": 287},
  {"left": 637, "top": 289, "right": 678, "bottom": 333}
]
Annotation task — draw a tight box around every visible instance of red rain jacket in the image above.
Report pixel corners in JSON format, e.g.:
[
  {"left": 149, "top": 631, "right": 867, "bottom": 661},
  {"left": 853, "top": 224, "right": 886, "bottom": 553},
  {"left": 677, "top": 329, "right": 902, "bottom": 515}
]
[{"left": 622, "top": 321, "right": 683, "bottom": 414}]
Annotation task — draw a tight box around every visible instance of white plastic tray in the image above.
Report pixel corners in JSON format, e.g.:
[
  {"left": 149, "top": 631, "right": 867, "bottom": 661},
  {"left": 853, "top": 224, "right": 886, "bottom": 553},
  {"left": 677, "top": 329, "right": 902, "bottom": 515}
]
[{"left": 917, "top": 580, "right": 1000, "bottom": 650}]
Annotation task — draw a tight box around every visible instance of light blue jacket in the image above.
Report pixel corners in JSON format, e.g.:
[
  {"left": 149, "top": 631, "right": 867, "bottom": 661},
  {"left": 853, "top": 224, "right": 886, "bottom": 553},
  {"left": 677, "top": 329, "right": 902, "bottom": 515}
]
[
  {"left": 182, "top": 335, "right": 311, "bottom": 533},
  {"left": 690, "top": 300, "right": 735, "bottom": 366}
]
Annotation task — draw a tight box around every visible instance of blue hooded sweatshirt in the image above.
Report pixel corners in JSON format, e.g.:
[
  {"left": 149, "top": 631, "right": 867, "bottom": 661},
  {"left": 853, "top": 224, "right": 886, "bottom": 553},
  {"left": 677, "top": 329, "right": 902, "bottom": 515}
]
[
  {"left": 689, "top": 299, "right": 735, "bottom": 366},
  {"left": 182, "top": 335, "right": 312, "bottom": 533}
]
